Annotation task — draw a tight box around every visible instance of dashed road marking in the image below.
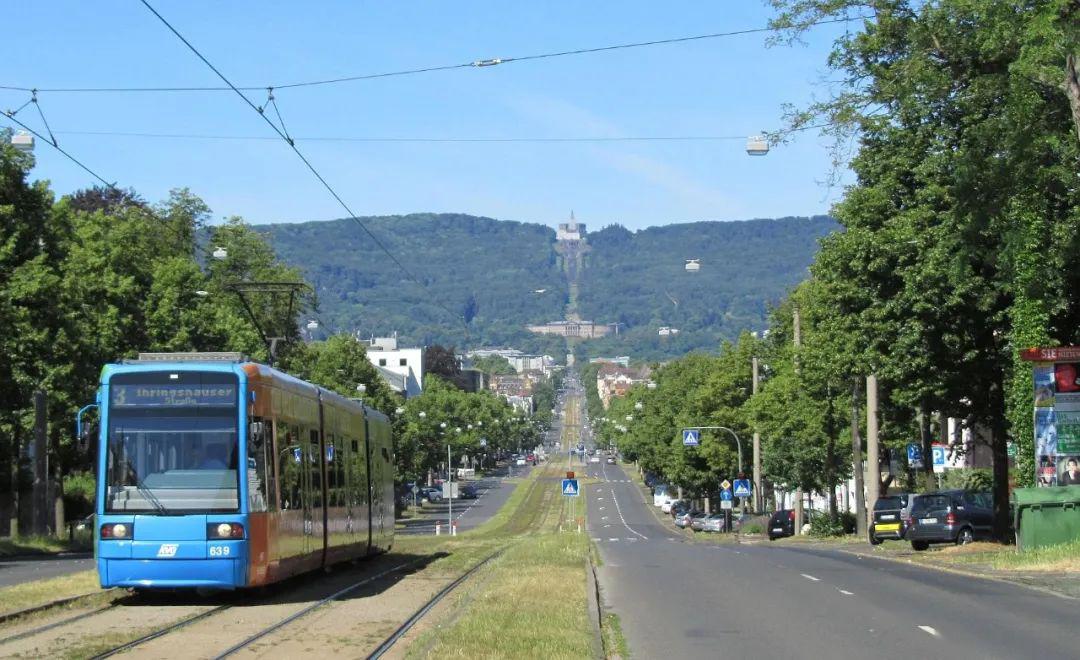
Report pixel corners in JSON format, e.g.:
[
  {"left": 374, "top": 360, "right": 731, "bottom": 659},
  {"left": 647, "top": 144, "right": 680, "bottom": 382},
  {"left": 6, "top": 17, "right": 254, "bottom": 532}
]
[
  {"left": 608, "top": 538, "right": 619, "bottom": 542},
  {"left": 918, "top": 625, "right": 940, "bottom": 638},
  {"left": 837, "top": 588, "right": 854, "bottom": 596},
  {"left": 801, "top": 574, "right": 820, "bottom": 582},
  {"left": 609, "top": 487, "right": 649, "bottom": 540}
]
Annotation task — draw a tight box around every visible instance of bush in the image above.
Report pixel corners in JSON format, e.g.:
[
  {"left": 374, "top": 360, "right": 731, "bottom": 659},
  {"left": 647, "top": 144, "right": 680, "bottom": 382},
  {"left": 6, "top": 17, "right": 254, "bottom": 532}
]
[
  {"left": 809, "top": 511, "right": 856, "bottom": 538},
  {"left": 742, "top": 523, "right": 763, "bottom": 535},
  {"left": 63, "top": 472, "right": 95, "bottom": 521}
]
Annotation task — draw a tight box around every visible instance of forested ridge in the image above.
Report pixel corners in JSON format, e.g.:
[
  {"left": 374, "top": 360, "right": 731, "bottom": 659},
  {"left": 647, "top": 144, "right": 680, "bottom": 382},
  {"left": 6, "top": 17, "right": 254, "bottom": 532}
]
[{"left": 258, "top": 213, "right": 836, "bottom": 358}]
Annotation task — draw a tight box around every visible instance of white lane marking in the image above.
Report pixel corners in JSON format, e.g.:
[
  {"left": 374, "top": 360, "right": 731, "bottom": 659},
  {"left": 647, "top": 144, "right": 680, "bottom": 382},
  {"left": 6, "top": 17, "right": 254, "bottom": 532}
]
[
  {"left": 604, "top": 524, "right": 612, "bottom": 528},
  {"left": 918, "top": 626, "right": 940, "bottom": 638},
  {"left": 801, "top": 574, "right": 820, "bottom": 582},
  {"left": 609, "top": 487, "right": 649, "bottom": 540},
  {"left": 837, "top": 588, "right": 854, "bottom": 596},
  {"left": 596, "top": 488, "right": 603, "bottom": 493},
  {"left": 599, "top": 507, "right": 606, "bottom": 511},
  {"left": 608, "top": 538, "right": 619, "bottom": 542},
  {"left": 591, "top": 537, "right": 601, "bottom": 542},
  {"left": 601, "top": 516, "right": 609, "bottom": 520}
]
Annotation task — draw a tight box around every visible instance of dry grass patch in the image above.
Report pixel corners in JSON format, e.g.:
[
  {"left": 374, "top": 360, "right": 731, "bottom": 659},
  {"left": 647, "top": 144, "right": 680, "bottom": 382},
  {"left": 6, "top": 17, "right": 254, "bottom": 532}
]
[{"left": 0, "top": 570, "right": 105, "bottom": 617}]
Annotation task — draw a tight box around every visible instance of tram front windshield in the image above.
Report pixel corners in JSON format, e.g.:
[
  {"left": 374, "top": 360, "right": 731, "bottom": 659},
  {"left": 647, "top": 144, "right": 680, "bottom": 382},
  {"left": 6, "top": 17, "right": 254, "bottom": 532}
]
[{"left": 105, "top": 371, "right": 240, "bottom": 514}]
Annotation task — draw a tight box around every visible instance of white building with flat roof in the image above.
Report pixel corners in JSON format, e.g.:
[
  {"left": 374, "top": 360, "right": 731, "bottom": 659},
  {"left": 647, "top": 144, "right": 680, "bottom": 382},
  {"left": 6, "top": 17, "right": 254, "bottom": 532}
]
[{"left": 365, "top": 336, "right": 424, "bottom": 398}]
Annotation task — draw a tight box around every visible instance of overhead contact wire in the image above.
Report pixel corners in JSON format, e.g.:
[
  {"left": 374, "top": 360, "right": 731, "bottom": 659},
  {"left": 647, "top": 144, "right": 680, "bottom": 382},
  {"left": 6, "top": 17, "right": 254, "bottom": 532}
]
[{"left": 138, "top": 0, "right": 467, "bottom": 331}]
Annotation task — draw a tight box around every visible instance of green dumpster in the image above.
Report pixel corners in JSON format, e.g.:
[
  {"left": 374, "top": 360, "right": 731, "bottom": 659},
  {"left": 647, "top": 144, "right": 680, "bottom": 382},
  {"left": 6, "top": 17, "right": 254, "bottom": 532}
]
[{"left": 1012, "top": 486, "right": 1080, "bottom": 552}]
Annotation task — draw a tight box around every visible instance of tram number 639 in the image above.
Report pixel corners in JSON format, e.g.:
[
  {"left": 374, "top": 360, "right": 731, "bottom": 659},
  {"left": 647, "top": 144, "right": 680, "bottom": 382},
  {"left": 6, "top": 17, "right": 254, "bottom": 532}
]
[{"left": 209, "top": 545, "right": 232, "bottom": 557}]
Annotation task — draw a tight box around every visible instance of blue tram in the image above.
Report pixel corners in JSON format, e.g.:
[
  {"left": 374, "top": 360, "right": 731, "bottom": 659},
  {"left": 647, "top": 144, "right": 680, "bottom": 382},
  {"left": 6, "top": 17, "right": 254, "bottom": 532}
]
[{"left": 92, "top": 352, "right": 394, "bottom": 590}]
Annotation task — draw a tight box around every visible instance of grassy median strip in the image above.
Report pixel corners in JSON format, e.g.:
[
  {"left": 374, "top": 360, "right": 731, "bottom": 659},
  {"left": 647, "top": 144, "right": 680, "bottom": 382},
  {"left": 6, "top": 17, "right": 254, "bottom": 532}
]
[{"left": 408, "top": 532, "right": 593, "bottom": 659}]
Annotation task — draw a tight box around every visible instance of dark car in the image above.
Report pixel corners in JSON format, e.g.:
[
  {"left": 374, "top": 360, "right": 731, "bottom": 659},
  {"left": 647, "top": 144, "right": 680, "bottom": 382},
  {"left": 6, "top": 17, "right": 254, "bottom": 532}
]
[
  {"left": 767, "top": 508, "right": 819, "bottom": 540},
  {"left": 459, "top": 483, "right": 479, "bottom": 499},
  {"left": 906, "top": 490, "right": 993, "bottom": 550},
  {"left": 869, "top": 493, "right": 916, "bottom": 544},
  {"left": 669, "top": 501, "right": 692, "bottom": 518}
]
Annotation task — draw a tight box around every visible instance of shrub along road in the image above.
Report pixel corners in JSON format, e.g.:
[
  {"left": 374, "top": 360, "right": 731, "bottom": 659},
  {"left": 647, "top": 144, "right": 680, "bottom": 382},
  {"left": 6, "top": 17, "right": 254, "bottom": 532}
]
[{"left": 587, "top": 460, "right": 1080, "bottom": 660}]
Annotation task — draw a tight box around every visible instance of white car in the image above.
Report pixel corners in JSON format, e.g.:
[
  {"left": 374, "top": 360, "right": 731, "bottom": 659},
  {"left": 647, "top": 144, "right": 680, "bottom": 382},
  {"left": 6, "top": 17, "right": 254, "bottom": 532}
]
[
  {"left": 590, "top": 455, "right": 600, "bottom": 463},
  {"left": 516, "top": 457, "right": 526, "bottom": 466}
]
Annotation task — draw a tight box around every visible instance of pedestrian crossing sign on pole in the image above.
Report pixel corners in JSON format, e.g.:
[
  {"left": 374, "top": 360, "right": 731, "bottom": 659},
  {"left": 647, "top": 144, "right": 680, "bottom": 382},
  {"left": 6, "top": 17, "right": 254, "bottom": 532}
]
[
  {"left": 682, "top": 429, "right": 700, "bottom": 446},
  {"left": 733, "top": 479, "right": 752, "bottom": 498},
  {"left": 562, "top": 479, "right": 580, "bottom": 497}
]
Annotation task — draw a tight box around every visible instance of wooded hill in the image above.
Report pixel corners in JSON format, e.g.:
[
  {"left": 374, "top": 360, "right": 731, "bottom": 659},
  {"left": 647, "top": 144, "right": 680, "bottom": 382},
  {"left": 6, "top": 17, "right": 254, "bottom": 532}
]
[{"left": 257, "top": 213, "right": 836, "bottom": 359}]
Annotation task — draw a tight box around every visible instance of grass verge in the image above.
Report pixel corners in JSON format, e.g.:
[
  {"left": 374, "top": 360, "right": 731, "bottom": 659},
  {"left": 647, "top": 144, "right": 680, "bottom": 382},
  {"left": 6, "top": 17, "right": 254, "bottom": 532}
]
[
  {"left": 0, "top": 570, "right": 106, "bottom": 618},
  {"left": 601, "top": 611, "right": 629, "bottom": 659},
  {"left": 0, "top": 535, "right": 90, "bottom": 557}
]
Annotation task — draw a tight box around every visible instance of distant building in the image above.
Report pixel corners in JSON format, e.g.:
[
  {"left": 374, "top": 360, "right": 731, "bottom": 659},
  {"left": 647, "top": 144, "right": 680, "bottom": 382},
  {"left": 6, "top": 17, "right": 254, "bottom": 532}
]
[
  {"left": 465, "top": 348, "right": 556, "bottom": 375},
  {"left": 596, "top": 364, "right": 652, "bottom": 409},
  {"left": 590, "top": 356, "right": 631, "bottom": 368},
  {"left": 658, "top": 326, "right": 680, "bottom": 337},
  {"left": 365, "top": 335, "right": 424, "bottom": 398},
  {"left": 685, "top": 259, "right": 701, "bottom": 272},
  {"left": 527, "top": 321, "right": 614, "bottom": 338},
  {"left": 557, "top": 212, "right": 586, "bottom": 241}
]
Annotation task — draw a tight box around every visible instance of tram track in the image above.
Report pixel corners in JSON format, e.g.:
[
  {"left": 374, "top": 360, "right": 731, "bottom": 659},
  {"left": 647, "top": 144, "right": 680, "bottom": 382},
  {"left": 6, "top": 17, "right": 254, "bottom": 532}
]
[{"left": 0, "top": 465, "right": 551, "bottom": 659}]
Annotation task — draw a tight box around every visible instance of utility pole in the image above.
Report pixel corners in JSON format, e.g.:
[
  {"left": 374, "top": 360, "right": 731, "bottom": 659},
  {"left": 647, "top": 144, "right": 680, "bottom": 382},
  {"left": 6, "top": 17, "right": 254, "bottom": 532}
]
[
  {"left": 866, "top": 374, "right": 880, "bottom": 531},
  {"left": 792, "top": 308, "right": 804, "bottom": 534},
  {"left": 752, "top": 356, "right": 762, "bottom": 513},
  {"left": 851, "top": 380, "right": 866, "bottom": 539}
]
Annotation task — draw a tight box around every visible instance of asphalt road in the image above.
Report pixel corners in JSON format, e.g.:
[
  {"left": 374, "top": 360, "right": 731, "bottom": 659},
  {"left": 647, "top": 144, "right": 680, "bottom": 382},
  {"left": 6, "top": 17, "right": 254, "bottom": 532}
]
[
  {"left": 585, "top": 460, "right": 1080, "bottom": 660},
  {"left": 0, "top": 553, "right": 94, "bottom": 588},
  {"left": 396, "top": 462, "right": 533, "bottom": 536}
]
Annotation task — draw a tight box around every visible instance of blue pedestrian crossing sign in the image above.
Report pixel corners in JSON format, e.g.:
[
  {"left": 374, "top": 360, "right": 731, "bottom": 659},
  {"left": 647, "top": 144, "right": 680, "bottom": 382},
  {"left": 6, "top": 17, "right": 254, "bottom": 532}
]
[
  {"left": 682, "top": 429, "right": 700, "bottom": 446},
  {"left": 733, "top": 479, "right": 752, "bottom": 498},
  {"left": 907, "top": 443, "right": 924, "bottom": 468},
  {"left": 562, "top": 479, "right": 580, "bottom": 497},
  {"left": 719, "top": 488, "right": 733, "bottom": 501}
]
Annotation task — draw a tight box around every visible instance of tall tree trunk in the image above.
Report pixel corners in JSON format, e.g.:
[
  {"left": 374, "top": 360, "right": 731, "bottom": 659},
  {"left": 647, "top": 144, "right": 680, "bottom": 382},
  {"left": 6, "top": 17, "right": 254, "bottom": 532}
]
[
  {"left": 851, "top": 380, "right": 866, "bottom": 539},
  {"left": 988, "top": 380, "right": 1012, "bottom": 542},
  {"left": 1066, "top": 53, "right": 1080, "bottom": 144},
  {"left": 826, "top": 385, "right": 837, "bottom": 517},
  {"left": 918, "top": 400, "right": 935, "bottom": 492}
]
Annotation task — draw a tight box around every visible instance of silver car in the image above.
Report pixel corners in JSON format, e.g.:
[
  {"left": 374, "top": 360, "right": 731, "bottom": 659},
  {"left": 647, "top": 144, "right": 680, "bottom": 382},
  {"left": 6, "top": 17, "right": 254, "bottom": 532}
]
[
  {"left": 688, "top": 512, "right": 709, "bottom": 531},
  {"left": 702, "top": 513, "right": 727, "bottom": 533},
  {"left": 674, "top": 510, "right": 700, "bottom": 528}
]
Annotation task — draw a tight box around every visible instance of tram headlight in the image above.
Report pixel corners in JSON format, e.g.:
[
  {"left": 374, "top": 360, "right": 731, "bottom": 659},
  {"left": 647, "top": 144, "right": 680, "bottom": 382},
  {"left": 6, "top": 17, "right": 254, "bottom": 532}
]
[
  {"left": 101, "top": 523, "right": 131, "bottom": 539},
  {"left": 207, "top": 522, "right": 245, "bottom": 539}
]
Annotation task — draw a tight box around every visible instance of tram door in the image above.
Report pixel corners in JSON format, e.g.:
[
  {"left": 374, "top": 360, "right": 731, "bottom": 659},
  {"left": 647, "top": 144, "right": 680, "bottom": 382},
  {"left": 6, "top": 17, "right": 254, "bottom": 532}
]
[{"left": 307, "top": 428, "right": 323, "bottom": 556}]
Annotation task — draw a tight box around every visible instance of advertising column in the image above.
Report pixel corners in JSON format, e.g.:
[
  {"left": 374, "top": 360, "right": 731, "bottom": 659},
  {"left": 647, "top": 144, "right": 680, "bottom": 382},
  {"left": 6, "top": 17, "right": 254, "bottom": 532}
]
[{"left": 1023, "top": 347, "right": 1080, "bottom": 487}]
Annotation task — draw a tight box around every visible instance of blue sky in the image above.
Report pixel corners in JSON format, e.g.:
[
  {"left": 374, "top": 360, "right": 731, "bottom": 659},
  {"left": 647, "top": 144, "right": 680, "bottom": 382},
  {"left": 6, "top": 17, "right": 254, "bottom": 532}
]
[{"left": 3, "top": 2, "right": 852, "bottom": 231}]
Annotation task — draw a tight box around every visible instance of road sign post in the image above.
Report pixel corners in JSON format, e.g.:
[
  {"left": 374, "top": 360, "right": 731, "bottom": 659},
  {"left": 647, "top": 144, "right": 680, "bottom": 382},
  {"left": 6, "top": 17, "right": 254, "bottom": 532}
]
[
  {"left": 720, "top": 488, "right": 734, "bottom": 531},
  {"left": 682, "top": 429, "right": 700, "bottom": 447},
  {"left": 907, "top": 443, "right": 924, "bottom": 469}
]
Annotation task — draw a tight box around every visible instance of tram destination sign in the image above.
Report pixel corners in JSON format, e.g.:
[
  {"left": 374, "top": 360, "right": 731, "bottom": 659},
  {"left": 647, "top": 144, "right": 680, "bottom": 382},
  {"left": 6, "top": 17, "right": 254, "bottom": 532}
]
[{"left": 111, "top": 384, "right": 237, "bottom": 407}]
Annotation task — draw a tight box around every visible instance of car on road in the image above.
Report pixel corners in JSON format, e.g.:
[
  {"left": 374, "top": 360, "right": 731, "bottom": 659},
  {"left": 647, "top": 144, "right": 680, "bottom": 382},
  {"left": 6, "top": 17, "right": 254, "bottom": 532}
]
[
  {"left": 515, "top": 456, "right": 527, "bottom": 466},
  {"left": 906, "top": 490, "right": 993, "bottom": 550},
  {"left": 459, "top": 483, "right": 479, "bottom": 499},
  {"left": 590, "top": 455, "right": 601, "bottom": 463},
  {"left": 869, "top": 493, "right": 916, "bottom": 544},
  {"left": 767, "top": 509, "right": 820, "bottom": 540},
  {"left": 606, "top": 456, "right": 616, "bottom": 464}
]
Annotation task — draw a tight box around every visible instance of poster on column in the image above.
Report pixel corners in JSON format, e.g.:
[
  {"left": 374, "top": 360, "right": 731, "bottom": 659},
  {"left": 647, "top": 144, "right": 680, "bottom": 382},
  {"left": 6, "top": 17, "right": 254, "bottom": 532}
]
[
  {"left": 1034, "top": 363, "right": 1055, "bottom": 407},
  {"left": 1057, "top": 411, "right": 1080, "bottom": 453},
  {"left": 1036, "top": 408, "right": 1058, "bottom": 457}
]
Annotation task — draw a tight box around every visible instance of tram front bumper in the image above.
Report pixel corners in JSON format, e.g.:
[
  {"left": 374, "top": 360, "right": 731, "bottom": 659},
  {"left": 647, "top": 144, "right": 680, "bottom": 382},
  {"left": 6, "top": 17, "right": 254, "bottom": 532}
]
[{"left": 99, "top": 541, "right": 248, "bottom": 589}]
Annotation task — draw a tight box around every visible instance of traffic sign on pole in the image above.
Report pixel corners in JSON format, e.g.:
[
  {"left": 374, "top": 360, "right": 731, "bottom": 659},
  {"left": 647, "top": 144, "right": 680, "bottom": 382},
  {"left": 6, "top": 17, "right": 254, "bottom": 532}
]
[
  {"left": 720, "top": 488, "right": 733, "bottom": 501},
  {"left": 733, "top": 479, "right": 752, "bottom": 498},
  {"left": 562, "top": 479, "right": 580, "bottom": 497},
  {"left": 682, "top": 429, "right": 700, "bottom": 447},
  {"left": 907, "top": 443, "right": 924, "bottom": 469},
  {"left": 720, "top": 479, "right": 732, "bottom": 491}
]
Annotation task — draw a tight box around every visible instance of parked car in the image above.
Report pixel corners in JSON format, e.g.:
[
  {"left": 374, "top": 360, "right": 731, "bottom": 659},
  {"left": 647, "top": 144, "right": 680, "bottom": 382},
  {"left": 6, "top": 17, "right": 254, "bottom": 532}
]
[
  {"left": 590, "top": 455, "right": 601, "bottom": 463},
  {"left": 906, "top": 490, "right": 993, "bottom": 550},
  {"left": 674, "top": 510, "right": 700, "bottom": 528},
  {"left": 767, "top": 509, "right": 820, "bottom": 540},
  {"left": 421, "top": 486, "right": 443, "bottom": 503},
  {"left": 459, "top": 483, "right": 479, "bottom": 499},
  {"left": 516, "top": 457, "right": 527, "bottom": 466},
  {"left": 688, "top": 512, "right": 709, "bottom": 531},
  {"left": 669, "top": 501, "right": 692, "bottom": 518},
  {"left": 702, "top": 513, "right": 727, "bottom": 533},
  {"left": 869, "top": 493, "right": 916, "bottom": 544},
  {"left": 661, "top": 498, "right": 681, "bottom": 514}
]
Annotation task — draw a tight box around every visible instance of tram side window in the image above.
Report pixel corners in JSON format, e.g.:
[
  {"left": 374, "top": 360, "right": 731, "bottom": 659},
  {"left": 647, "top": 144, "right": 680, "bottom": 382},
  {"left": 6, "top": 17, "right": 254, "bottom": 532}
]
[
  {"left": 247, "top": 417, "right": 270, "bottom": 512},
  {"left": 278, "top": 422, "right": 301, "bottom": 511},
  {"left": 326, "top": 433, "right": 337, "bottom": 509},
  {"left": 309, "top": 428, "right": 322, "bottom": 510}
]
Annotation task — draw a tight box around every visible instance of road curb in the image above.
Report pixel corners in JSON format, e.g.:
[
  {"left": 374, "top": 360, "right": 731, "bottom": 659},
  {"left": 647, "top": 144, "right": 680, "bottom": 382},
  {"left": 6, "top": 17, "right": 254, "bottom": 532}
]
[
  {"left": 836, "top": 546, "right": 1078, "bottom": 601},
  {"left": 585, "top": 557, "right": 605, "bottom": 659}
]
